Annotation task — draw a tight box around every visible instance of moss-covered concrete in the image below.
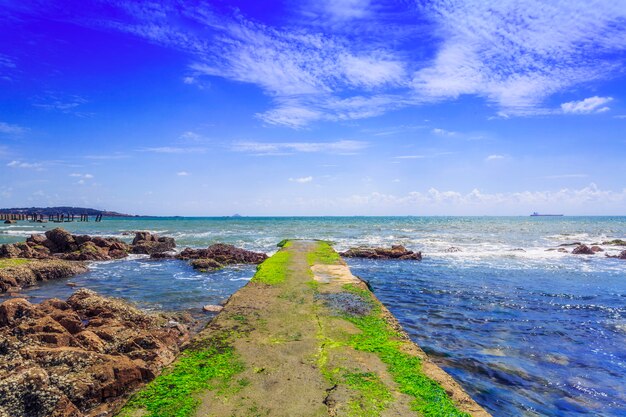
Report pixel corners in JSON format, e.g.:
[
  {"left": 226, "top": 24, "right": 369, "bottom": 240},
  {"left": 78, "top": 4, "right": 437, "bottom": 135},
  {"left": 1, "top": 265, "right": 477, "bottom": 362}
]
[{"left": 118, "top": 241, "right": 490, "bottom": 417}]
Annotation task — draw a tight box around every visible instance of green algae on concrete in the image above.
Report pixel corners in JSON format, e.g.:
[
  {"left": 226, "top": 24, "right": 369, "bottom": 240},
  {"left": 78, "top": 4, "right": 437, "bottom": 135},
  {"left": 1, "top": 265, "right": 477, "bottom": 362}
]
[
  {"left": 118, "top": 329, "right": 246, "bottom": 417},
  {"left": 117, "top": 240, "right": 489, "bottom": 417},
  {"left": 341, "top": 284, "right": 470, "bottom": 417},
  {"left": 251, "top": 247, "right": 291, "bottom": 285},
  {"left": 306, "top": 240, "right": 340, "bottom": 266}
]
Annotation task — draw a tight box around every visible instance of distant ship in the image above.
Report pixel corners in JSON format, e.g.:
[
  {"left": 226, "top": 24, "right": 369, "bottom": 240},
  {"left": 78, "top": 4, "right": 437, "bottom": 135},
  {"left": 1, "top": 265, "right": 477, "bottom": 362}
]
[{"left": 530, "top": 212, "right": 563, "bottom": 217}]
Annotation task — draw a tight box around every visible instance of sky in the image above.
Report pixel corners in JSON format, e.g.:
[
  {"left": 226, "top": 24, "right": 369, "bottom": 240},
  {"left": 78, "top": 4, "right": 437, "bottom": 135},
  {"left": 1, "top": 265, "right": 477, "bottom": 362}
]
[{"left": 1, "top": 0, "right": 626, "bottom": 216}]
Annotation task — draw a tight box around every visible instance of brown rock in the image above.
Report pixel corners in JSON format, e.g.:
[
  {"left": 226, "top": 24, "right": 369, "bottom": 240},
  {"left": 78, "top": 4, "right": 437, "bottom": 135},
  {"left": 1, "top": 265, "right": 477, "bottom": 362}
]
[
  {"left": 0, "top": 298, "right": 37, "bottom": 326},
  {"left": 203, "top": 304, "right": 224, "bottom": 313},
  {"left": 45, "top": 228, "right": 77, "bottom": 252},
  {"left": 176, "top": 243, "right": 267, "bottom": 264},
  {"left": 590, "top": 246, "right": 604, "bottom": 253},
  {"left": 340, "top": 245, "right": 423, "bottom": 260},
  {"left": 572, "top": 244, "right": 594, "bottom": 255},
  {"left": 191, "top": 258, "right": 223, "bottom": 271},
  {"left": 0, "top": 289, "right": 192, "bottom": 416}
]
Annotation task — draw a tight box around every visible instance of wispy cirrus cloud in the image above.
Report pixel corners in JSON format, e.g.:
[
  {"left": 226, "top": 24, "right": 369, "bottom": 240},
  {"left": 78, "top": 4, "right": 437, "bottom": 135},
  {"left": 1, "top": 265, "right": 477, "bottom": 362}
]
[
  {"left": 412, "top": 0, "right": 626, "bottom": 114},
  {"left": 33, "top": 92, "right": 91, "bottom": 116},
  {"left": 11, "top": 1, "right": 626, "bottom": 126},
  {"left": 0, "top": 121, "right": 26, "bottom": 135},
  {"left": 7, "top": 160, "right": 43, "bottom": 170},
  {"left": 232, "top": 140, "right": 367, "bottom": 155}
]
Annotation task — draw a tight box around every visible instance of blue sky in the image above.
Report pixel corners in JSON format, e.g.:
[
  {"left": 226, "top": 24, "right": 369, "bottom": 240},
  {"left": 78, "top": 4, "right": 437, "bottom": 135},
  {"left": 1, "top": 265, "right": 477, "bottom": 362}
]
[{"left": 1, "top": 0, "right": 626, "bottom": 215}]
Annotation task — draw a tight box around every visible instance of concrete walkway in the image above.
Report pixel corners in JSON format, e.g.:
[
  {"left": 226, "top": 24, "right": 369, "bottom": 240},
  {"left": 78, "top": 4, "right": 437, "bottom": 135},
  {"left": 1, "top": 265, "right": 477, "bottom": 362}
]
[{"left": 119, "top": 240, "right": 490, "bottom": 417}]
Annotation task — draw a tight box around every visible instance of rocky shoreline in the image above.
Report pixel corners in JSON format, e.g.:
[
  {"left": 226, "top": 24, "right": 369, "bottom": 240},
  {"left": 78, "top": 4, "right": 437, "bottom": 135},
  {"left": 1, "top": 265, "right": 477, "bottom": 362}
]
[
  {"left": 0, "top": 289, "right": 192, "bottom": 417},
  {"left": 0, "top": 229, "right": 274, "bottom": 417},
  {"left": 0, "top": 260, "right": 88, "bottom": 294},
  {"left": 340, "top": 244, "right": 423, "bottom": 260}
]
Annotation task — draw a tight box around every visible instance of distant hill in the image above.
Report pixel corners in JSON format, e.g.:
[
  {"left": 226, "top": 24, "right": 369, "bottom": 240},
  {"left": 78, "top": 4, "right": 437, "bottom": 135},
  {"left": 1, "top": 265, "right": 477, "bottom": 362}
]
[{"left": 0, "top": 207, "right": 135, "bottom": 217}]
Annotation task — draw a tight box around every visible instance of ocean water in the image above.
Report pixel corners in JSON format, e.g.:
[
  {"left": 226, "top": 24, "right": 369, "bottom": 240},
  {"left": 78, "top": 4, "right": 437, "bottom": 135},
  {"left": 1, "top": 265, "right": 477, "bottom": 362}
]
[{"left": 1, "top": 216, "right": 625, "bottom": 416}]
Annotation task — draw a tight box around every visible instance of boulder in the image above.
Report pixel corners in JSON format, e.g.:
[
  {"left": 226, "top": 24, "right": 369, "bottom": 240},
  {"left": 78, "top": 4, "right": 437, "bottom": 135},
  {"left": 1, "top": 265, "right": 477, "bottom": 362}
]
[
  {"left": 176, "top": 243, "right": 267, "bottom": 264},
  {"left": 190, "top": 258, "right": 223, "bottom": 271},
  {"left": 0, "top": 289, "right": 192, "bottom": 416},
  {"left": 572, "top": 244, "right": 594, "bottom": 255},
  {"left": 0, "top": 298, "right": 39, "bottom": 326},
  {"left": 45, "top": 228, "right": 77, "bottom": 253},
  {"left": 590, "top": 246, "right": 604, "bottom": 253},
  {"left": 340, "top": 245, "right": 423, "bottom": 260},
  {"left": 131, "top": 232, "right": 176, "bottom": 255},
  {"left": 1, "top": 228, "right": 134, "bottom": 262}
]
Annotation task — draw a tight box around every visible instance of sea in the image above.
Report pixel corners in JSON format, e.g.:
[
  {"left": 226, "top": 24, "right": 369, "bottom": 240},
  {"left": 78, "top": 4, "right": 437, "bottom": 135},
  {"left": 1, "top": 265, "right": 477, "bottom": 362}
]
[{"left": 1, "top": 216, "right": 625, "bottom": 416}]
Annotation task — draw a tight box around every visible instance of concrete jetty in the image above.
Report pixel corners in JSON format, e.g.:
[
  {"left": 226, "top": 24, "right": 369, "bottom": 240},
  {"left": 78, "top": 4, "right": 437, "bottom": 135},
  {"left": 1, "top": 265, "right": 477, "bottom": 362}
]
[{"left": 118, "top": 240, "right": 490, "bottom": 417}]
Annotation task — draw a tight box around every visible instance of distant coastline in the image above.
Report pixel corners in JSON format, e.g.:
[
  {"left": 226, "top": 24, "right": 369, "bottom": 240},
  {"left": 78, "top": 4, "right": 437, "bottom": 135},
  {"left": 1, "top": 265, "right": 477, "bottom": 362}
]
[{"left": 0, "top": 206, "right": 136, "bottom": 217}]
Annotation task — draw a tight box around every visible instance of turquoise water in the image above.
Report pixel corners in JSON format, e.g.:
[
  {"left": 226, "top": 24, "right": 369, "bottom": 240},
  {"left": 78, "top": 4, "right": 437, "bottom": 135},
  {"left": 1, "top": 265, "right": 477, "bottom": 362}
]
[{"left": 1, "top": 216, "right": 625, "bottom": 416}]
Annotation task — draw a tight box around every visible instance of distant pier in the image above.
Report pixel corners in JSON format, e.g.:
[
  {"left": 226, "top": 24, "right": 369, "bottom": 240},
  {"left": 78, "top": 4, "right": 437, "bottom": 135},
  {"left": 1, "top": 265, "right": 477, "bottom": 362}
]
[{"left": 0, "top": 213, "right": 103, "bottom": 223}]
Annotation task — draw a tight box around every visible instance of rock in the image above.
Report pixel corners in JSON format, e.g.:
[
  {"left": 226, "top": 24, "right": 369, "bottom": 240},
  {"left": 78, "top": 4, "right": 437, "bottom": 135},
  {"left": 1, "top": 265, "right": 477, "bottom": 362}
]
[
  {"left": 0, "top": 260, "right": 88, "bottom": 294},
  {"left": 590, "top": 246, "right": 604, "bottom": 253},
  {"left": 1, "top": 228, "right": 134, "bottom": 262},
  {"left": 340, "top": 245, "right": 423, "bottom": 260},
  {"left": 175, "top": 244, "right": 268, "bottom": 265},
  {"left": 45, "top": 228, "right": 77, "bottom": 253},
  {"left": 26, "top": 233, "right": 47, "bottom": 246},
  {"left": 557, "top": 248, "right": 569, "bottom": 253},
  {"left": 131, "top": 232, "right": 176, "bottom": 255},
  {"left": 559, "top": 242, "right": 582, "bottom": 247},
  {"left": 203, "top": 304, "right": 224, "bottom": 313},
  {"left": 444, "top": 247, "right": 462, "bottom": 253},
  {"left": 603, "top": 239, "right": 626, "bottom": 246},
  {"left": 0, "top": 289, "right": 192, "bottom": 416},
  {"left": 0, "top": 298, "right": 39, "bottom": 326},
  {"left": 190, "top": 258, "right": 223, "bottom": 271},
  {"left": 572, "top": 244, "right": 594, "bottom": 255},
  {"left": 3, "top": 220, "right": 16, "bottom": 224}
]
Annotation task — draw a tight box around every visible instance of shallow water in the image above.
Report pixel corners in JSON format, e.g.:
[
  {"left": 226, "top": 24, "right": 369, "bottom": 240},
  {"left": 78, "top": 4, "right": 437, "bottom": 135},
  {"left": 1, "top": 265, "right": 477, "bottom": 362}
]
[
  {"left": 17, "top": 257, "right": 255, "bottom": 315},
  {"left": 1, "top": 216, "right": 625, "bottom": 416}
]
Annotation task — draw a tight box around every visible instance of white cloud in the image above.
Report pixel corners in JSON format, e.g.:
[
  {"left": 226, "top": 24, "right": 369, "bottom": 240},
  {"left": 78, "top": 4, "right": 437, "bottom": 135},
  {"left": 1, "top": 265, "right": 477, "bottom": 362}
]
[
  {"left": 306, "top": 183, "right": 626, "bottom": 214},
  {"left": 318, "top": 0, "right": 372, "bottom": 21},
  {"left": 7, "top": 160, "right": 43, "bottom": 170},
  {"left": 232, "top": 140, "right": 367, "bottom": 154},
  {"left": 0, "top": 122, "right": 26, "bottom": 135},
  {"left": 432, "top": 128, "right": 456, "bottom": 136},
  {"left": 38, "top": 1, "right": 626, "bottom": 125},
  {"left": 69, "top": 173, "right": 94, "bottom": 179},
  {"left": 485, "top": 154, "right": 505, "bottom": 161},
  {"left": 561, "top": 96, "right": 613, "bottom": 114},
  {"left": 177, "top": 171, "right": 190, "bottom": 176},
  {"left": 412, "top": 1, "right": 626, "bottom": 113},
  {"left": 289, "top": 176, "right": 313, "bottom": 183},
  {"left": 179, "top": 131, "right": 203, "bottom": 141}
]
